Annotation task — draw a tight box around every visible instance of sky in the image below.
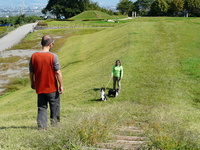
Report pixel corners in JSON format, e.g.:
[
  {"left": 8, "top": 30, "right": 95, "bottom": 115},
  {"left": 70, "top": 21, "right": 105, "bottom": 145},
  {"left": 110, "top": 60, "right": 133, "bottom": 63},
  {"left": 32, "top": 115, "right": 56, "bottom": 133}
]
[
  {"left": 94, "top": 0, "right": 120, "bottom": 6},
  {"left": 0, "top": 0, "right": 122, "bottom": 8}
]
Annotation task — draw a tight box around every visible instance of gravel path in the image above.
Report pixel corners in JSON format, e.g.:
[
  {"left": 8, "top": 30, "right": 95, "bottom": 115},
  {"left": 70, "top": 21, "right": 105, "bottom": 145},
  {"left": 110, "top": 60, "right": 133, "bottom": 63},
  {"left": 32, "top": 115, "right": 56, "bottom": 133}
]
[{"left": 0, "top": 23, "right": 37, "bottom": 52}]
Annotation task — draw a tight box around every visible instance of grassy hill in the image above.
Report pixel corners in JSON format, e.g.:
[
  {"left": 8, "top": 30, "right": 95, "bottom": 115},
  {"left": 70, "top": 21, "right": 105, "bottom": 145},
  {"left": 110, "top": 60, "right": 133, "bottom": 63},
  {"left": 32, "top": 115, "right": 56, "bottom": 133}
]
[
  {"left": 71, "top": 10, "right": 112, "bottom": 20},
  {"left": 39, "top": 11, "right": 125, "bottom": 28},
  {"left": 0, "top": 17, "right": 200, "bottom": 149}
]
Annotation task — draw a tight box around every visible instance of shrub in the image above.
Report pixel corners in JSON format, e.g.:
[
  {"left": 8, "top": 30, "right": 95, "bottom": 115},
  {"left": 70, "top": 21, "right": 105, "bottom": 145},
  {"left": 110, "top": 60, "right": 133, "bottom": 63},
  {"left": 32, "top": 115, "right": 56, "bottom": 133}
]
[
  {"left": 56, "top": 19, "right": 75, "bottom": 21},
  {"left": 82, "top": 19, "right": 105, "bottom": 21},
  {"left": 37, "top": 22, "right": 48, "bottom": 26}
]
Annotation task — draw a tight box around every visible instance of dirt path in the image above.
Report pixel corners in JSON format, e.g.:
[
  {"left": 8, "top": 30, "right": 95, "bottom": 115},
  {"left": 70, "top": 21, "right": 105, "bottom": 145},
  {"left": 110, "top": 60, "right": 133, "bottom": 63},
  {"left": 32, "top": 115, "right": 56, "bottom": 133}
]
[{"left": 0, "top": 23, "right": 37, "bottom": 52}]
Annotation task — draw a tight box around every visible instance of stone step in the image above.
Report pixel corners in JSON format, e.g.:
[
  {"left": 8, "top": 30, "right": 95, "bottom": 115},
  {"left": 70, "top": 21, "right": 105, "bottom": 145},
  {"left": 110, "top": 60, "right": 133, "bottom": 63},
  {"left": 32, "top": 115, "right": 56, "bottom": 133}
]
[
  {"left": 82, "top": 146, "right": 112, "bottom": 150},
  {"left": 118, "top": 126, "right": 143, "bottom": 132},
  {"left": 98, "top": 141, "right": 146, "bottom": 150},
  {"left": 82, "top": 125, "right": 149, "bottom": 150},
  {"left": 116, "top": 126, "right": 144, "bottom": 136},
  {"left": 115, "top": 135, "right": 147, "bottom": 141}
]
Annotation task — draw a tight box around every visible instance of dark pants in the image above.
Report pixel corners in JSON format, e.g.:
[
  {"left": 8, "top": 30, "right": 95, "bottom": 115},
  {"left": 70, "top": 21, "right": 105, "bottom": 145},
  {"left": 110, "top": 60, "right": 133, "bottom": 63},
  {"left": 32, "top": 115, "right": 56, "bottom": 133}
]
[
  {"left": 37, "top": 91, "right": 60, "bottom": 129},
  {"left": 113, "top": 76, "right": 121, "bottom": 91}
]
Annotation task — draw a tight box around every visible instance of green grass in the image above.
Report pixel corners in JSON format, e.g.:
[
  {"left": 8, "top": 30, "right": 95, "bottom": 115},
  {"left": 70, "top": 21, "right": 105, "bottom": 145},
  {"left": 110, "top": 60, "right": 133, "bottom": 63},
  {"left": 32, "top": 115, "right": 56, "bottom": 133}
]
[
  {"left": 0, "top": 25, "right": 20, "bottom": 38},
  {"left": 0, "top": 56, "right": 22, "bottom": 63},
  {"left": 40, "top": 19, "right": 118, "bottom": 28},
  {"left": 71, "top": 10, "right": 112, "bottom": 20},
  {"left": 9, "top": 28, "right": 105, "bottom": 50},
  {"left": 0, "top": 26, "right": 7, "bottom": 37},
  {"left": 0, "top": 17, "right": 200, "bottom": 149},
  {"left": 40, "top": 11, "right": 127, "bottom": 28}
]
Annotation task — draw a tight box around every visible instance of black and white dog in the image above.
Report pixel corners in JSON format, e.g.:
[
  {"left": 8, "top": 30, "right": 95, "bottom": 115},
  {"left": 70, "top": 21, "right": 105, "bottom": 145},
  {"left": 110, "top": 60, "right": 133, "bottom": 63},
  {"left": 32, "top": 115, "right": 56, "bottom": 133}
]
[
  {"left": 108, "top": 89, "right": 119, "bottom": 97},
  {"left": 100, "top": 87, "right": 107, "bottom": 101}
]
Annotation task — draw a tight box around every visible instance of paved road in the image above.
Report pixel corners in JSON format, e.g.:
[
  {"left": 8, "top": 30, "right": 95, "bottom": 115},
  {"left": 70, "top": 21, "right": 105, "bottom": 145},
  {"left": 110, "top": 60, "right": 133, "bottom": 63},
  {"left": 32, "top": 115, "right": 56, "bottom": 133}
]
[{"left": 0, "top": 23, "right": 37, "bottom": 52}]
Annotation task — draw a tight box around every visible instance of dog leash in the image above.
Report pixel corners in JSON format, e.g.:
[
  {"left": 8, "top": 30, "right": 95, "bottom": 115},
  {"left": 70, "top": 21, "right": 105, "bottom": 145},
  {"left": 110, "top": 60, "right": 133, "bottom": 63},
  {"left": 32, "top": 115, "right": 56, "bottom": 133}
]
[{"left": 105, "top": 77, "right": 112, "bottom": 90}]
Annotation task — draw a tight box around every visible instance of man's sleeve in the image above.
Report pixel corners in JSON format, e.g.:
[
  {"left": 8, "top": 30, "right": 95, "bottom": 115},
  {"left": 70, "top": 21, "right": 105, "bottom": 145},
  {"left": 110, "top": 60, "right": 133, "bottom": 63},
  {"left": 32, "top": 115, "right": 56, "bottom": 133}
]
[{"left": 54, "top": 54, "right": 60, "bottom": 71}]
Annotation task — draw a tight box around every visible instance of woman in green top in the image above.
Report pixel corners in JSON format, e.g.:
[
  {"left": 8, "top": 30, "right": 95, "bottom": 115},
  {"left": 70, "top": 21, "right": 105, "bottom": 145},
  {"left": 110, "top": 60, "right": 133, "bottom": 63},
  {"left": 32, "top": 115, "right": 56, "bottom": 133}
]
[{"left": 111, "top": 60, "right": 123, "bottom": 92}]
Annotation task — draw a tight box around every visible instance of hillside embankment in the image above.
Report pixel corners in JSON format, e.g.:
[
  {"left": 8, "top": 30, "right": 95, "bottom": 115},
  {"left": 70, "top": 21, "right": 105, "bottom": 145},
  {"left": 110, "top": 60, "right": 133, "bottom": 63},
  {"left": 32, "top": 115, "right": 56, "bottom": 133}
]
[{"left": 0, "top": 17, "right": 200, "bottom": 149}]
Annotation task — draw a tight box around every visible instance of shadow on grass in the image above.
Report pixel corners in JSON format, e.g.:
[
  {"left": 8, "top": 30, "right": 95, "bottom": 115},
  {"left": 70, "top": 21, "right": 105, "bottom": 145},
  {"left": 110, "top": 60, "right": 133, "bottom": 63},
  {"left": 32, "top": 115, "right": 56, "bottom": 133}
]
[
  {"left": 90, "top": 99, "right": 102, "bottom": 102},
  {"left": 92, "top": 87, "right": 112, "bottom": 92},
  {"left": 0, "top": 126, "right": 37, "bottom": 130},
  {"left": 90, "top": 97, "right": 115, "bottom": 102},
  {"left": 90, "top": 87, "right": 115, "bottom": 102}
]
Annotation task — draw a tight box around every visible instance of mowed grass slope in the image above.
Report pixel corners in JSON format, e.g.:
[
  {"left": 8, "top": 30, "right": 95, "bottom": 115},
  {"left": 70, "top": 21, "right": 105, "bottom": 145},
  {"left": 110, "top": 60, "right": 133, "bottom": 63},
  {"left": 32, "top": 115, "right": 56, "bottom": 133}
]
[
  {"left": 41, "top": 11, "right": 122, "bottom": 28},
  {"left": 71, "top": 10, "right": 112, "bottom": 20},
  {"left": 0, "top": 17, "right": 200, "bottom": 149}
]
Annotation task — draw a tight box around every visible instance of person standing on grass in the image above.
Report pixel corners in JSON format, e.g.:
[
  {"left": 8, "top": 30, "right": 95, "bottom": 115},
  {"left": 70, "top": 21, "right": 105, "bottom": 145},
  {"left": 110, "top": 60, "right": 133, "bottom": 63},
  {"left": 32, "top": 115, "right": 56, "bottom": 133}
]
[
  {"left": 111, "top": 60, "right": 123, "bottom": 92},
  {"left": 29, "top": 35, "right": 64, "bottom": 130}
]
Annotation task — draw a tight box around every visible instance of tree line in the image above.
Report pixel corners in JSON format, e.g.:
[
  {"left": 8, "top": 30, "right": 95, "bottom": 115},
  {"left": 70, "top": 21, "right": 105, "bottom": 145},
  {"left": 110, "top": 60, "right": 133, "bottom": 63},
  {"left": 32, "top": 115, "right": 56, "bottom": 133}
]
[
  {"left": 42, "top": 0, "right": 113, "bottom": 19},
  {"left": 42, "top": 0, "right": 200, "bottom": 18},
  {"left": 117, "top": 0, "right": 200, "bottom": 17},
  {"left": 0, "top": 15, "right": 41, "bottom": 26}
]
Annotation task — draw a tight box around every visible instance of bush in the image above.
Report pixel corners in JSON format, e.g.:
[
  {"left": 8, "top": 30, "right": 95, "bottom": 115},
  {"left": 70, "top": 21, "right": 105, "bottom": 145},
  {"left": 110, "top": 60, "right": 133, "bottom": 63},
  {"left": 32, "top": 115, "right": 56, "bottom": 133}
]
[
  {"left": 56, "top": 19, "right": 75, "bottom": 21},
  {"left": 82, "top": 19, "right": 105, "bottom": 21},
  {"left": 0, "top": 15, "right": 41, "bottom": 26},
  {"left": 37, "top": 22, "right": 48, "bottom": 26}
]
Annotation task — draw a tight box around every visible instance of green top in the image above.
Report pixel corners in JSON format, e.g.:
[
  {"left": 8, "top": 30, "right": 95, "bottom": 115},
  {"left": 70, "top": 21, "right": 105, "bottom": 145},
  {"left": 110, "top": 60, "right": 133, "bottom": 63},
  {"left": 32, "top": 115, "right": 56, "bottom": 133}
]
[{"left": 112, "top": 65, "right": 123, "bottom": 78}]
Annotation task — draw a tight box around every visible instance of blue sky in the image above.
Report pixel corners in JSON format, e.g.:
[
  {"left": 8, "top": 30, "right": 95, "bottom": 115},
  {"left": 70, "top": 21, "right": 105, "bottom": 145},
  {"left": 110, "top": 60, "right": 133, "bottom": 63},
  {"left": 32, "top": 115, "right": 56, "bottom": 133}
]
[
  {"left": 94, "top": 0, "right": 120, "bottom": 6},
  {"left": 0, "top": 0, "right": 135, "bottom": 8},
  {"left": 94, "top": 0, "right": 136, "bottom": 6}
]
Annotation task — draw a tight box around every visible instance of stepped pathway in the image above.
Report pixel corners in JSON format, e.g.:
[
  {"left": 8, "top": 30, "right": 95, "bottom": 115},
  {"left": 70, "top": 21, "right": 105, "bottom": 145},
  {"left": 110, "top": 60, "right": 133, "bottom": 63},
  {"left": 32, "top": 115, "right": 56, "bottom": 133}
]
[{"left": 83, "top": 124, "right": 150, "bottom": 150}]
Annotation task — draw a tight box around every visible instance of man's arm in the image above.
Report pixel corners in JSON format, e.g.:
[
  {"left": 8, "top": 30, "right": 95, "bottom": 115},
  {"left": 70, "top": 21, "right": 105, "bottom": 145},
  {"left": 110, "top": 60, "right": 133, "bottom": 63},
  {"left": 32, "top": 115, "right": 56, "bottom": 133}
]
[
  {"left": 29, "top": 72, "right": 35, "bottom": 90},
  {"left": 55, "top": 70, "right": 64, "bottom": 94}
]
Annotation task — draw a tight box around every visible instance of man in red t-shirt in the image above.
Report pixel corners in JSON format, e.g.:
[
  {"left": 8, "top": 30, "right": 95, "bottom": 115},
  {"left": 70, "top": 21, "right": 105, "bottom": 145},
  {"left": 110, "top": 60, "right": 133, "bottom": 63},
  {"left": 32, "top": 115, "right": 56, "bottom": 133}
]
[{"left": 29, "top": 35, "right": 64, "bottom": 130}]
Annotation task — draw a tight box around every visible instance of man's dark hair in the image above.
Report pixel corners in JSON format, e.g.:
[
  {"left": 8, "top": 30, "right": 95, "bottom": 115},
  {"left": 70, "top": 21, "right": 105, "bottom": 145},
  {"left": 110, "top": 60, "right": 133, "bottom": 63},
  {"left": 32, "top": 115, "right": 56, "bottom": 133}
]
[{"left": 41, "top": 35, "right": 54, "bottom": 46}]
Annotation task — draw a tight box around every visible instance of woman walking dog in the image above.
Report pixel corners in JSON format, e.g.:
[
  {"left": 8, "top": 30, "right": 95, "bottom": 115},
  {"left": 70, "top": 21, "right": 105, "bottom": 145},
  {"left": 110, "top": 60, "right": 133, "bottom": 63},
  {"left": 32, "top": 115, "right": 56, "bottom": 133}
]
[{"left": 111, "top": 60, "right": 123, "bottom": 92}]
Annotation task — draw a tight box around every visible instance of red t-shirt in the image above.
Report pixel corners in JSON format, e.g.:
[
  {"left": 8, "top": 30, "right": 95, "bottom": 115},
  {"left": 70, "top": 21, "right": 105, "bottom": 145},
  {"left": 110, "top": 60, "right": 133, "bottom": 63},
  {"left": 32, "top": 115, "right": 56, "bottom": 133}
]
[{"left": 29, "top": 52, "right": 60, "bottom": 94}]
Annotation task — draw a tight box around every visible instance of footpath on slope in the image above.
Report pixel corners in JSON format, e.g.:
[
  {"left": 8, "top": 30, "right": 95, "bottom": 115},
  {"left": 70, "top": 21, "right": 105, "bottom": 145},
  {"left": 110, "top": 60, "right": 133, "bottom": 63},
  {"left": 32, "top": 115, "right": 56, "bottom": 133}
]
[
  {"left": 0, "top": 23, "right": 37, "bottom": 52},
  {"left": 83, "top": 123, "right": 150, "bottom": 150}
]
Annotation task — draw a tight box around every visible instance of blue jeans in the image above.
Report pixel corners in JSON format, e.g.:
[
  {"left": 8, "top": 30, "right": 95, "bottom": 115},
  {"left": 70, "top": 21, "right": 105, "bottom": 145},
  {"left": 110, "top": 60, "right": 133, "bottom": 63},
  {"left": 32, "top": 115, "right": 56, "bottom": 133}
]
[{"left": 37, "top": 91, "right": 60, "bottom": 129}]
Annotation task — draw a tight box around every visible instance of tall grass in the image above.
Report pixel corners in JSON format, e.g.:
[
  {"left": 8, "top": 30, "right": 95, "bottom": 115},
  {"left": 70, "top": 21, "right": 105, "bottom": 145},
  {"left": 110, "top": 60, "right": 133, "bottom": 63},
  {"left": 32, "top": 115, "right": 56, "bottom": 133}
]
[
  {"left": 1, "top": 77, "right": 29, "bottom": 95},
  {"left": 0, "top": 17, "right": 200, "bottom": 149},
  {"left": 0, "top": 26, "right": 7, "bottom": 35}
]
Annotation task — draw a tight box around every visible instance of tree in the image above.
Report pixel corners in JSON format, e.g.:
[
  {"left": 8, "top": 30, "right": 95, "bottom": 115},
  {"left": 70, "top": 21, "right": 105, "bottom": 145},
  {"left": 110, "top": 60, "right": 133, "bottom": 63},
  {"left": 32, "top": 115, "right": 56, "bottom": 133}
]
[
  {"left": 150, "top": 0, "right": 169, "bottom": 15},
  {"left": 137, "top": 0, "right": 154, "bottom": 10},
  {"left": 133, "top": 1, "right": 140, "bottom": 13},
  {"left": 42, "top": 0, "right": 98, "bottom": 19},
  {"left": 168, "top": 0, "right": 184, "bottom": 15},
  {"left": 116, "top": 0, "right": 135, "bottom": 16},
  {"left": 185, "top": 0, "right": 200, "bottom": 16},
  {"left": 135, "top": 0, "right": 154, "bottom": 15},
  {"left": 84, "top": 0, "right": 100, "bottom": 10}
]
